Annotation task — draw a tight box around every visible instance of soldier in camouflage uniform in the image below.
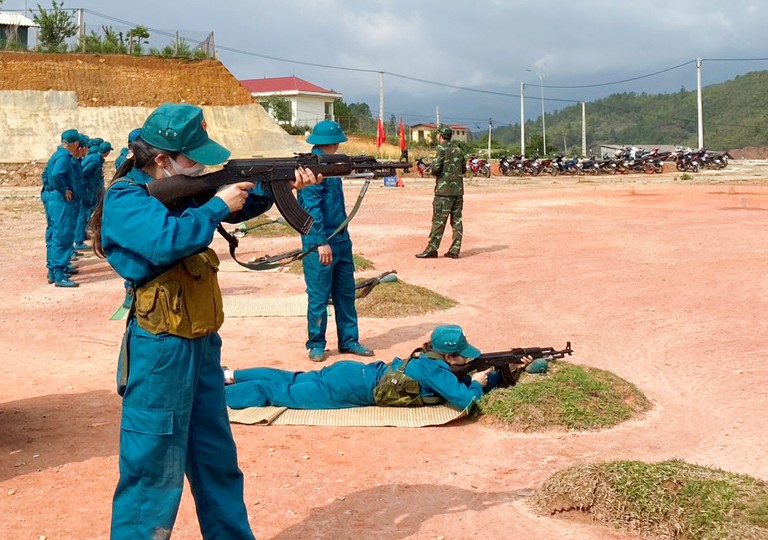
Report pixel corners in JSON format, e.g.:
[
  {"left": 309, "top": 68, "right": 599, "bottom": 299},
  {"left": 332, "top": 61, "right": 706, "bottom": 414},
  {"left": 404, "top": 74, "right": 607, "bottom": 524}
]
[{"left": 416, "top": 125, "right": 467, "bottom": 259}]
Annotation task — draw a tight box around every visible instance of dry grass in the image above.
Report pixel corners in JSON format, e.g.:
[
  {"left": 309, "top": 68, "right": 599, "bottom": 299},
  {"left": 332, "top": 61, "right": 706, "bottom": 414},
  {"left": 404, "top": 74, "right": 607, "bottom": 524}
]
[{"left": 532, "top": 459, "right": 768, "bottom": 540}]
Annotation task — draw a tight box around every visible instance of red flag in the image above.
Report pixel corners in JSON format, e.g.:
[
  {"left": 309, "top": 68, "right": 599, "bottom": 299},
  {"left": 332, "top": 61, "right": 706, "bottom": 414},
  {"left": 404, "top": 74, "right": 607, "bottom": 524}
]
[
  {"left": 399, "top": 117, "right": 406, "bottom": 151},
  {"left": 376, "top": 118, "right": 386, "bottom": 149}
]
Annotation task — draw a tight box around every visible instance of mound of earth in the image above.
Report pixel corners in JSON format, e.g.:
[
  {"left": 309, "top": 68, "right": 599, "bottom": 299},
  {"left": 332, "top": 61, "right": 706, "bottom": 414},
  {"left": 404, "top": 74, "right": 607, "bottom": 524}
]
[{"left": 0, "top": 51, "right": 254, "bottom": 107}]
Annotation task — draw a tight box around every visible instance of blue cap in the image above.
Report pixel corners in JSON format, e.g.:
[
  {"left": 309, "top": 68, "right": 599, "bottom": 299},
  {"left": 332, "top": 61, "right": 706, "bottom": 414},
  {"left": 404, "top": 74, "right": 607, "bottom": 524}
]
[
  {"left": 99, "top": 141, "right": 113, "bottom": 153},
  {"left": 88, "top": 145, "right": 100, "bottom": 154},
  {"left": 61, "top": 129, "right": 79, "bottom": 143},
  {"left": 141, "top": 103, "right": 230, "bottom": 166},
  {"left": 430, "top": 325, "right": 481, "bottom": 360},
  {"left": 88, "top": 137, "right": 104, "bottom": 148},
  {"left": 78, "top": 134, "right": 90, "bottom": 147},
  {"left": 306, "top": 120, "right": 348, "bottom": 145},
  {"left": 127, "top": 128, "right": 142, "bottom": 143}
]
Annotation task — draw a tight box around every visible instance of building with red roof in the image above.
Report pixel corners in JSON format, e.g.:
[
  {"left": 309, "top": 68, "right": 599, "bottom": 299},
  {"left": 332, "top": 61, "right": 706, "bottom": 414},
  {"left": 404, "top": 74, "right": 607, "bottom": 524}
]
[
  {"left": 409, "top": 123, "right": 469, "bottom": 144},
  {"left": 240, "top": 76, "right": 342, "bottom": 127}
]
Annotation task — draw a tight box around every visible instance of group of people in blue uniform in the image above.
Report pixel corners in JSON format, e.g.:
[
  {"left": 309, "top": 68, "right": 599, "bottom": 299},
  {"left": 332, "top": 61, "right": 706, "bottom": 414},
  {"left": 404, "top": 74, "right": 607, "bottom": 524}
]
[
  {"left": 80, "top": 103, "right": 509, "bottom": 538},
  {"left": 41, "top": 129, "right": 112, "bottom": 287}
]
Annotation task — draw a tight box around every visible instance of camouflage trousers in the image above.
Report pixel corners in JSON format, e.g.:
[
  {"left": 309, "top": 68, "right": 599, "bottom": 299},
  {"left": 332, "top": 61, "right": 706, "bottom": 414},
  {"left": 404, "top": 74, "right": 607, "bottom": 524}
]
[{"left": 426, "top": 195, "right": 463, "bottom": 254}]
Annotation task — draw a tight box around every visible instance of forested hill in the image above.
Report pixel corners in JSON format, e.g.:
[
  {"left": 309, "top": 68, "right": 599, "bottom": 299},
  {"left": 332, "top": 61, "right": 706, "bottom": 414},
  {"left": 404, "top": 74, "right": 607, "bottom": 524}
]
[{"left": 492, "top": 70, "right": 768, "bottom": 151}]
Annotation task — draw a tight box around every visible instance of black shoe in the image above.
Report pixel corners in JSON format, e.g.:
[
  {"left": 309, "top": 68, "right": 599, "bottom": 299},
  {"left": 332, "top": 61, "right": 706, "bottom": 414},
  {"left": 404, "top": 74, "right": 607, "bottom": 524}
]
[
  {"left": 415, "top": 250, "right": 438, "bottom": 259},
  {"left": 444, "top": 252, "right": 460, "bottom": 259}
]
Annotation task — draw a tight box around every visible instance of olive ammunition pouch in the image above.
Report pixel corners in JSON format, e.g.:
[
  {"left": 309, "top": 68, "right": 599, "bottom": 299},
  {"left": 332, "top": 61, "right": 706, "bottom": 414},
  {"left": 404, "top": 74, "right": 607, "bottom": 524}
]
[
  {"left": 134, "top": 248, "right": 224, "bottom": 338},
  {"left": 373, "top": 357, "right": 444, "bottom": 407}
]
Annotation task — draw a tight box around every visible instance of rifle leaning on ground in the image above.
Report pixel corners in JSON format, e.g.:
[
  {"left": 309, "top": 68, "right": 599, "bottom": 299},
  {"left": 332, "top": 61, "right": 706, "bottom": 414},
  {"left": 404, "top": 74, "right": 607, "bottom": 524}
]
[
  {"left": 327, "top": 270, "right": 398, "bottom": 306},
  {"left": 145, "top": 154, "right": 410, "bottom": 270},
  {"left": 451, "top": 342, "right": 573, "bottom": 388}
]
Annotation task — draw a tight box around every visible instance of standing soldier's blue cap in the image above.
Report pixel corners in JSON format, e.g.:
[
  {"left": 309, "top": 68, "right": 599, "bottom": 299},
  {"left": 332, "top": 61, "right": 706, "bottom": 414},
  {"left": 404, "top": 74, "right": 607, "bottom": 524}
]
[
  {"left": 306, "top": 120, "right": 348, "bottom": 145},
  {"left": 430, "top": 324, "right": 481, "bottom": 360},
  {"left": 127, "top": 128, "right": 142, "bottom": 143},
  {"left": 61, "top": 129, "right": 79, "bottom": 143},
  {"left": 141, "top": 103, "right": 230, "bottom": 166},
  {"left": 78, "top": 134, "right": 90, "bottom": 147},
  {"left": 89, "top": 137, "right": 104, "bottom": 148},
  {"left": 100, "top": 141, "right": 113, "bottom": 153}
]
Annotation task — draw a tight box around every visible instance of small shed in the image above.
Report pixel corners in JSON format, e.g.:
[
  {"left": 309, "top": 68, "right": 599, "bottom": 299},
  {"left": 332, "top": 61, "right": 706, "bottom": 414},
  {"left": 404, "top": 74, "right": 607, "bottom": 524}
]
[
  {"left": 410, "top": 123, "right": 469, "bottom": 144},
  {"left": 0, "top": 12, "right": 37, "bottom": 49}
]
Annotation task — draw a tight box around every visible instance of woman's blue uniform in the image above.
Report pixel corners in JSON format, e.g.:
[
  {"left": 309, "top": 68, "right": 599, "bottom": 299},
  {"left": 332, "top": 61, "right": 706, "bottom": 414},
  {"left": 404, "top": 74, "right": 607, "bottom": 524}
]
[
  {"left": 225, "top": 355, "right": 492, "bottom": 411},
  {"left": 297, "top": 147, "right": 360, "bottom": 352},
  {"left": 102, "top": 167, "right": 272, "bottom": 539}
]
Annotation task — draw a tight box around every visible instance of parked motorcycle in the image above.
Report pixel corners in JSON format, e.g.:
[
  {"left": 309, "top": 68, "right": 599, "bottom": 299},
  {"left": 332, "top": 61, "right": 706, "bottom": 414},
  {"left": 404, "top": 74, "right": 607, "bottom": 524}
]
[
  {"left": 467, "top": 156, "right": 491, "bottom": 178},
  {"left": 498, "top": 155, "right": 513, "bottom": 176}
]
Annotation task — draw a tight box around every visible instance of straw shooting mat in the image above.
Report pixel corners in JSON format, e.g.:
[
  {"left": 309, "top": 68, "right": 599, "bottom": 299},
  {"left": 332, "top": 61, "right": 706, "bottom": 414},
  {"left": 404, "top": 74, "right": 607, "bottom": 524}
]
[{"left": 227, "top": 403, "right": 470, "bottom": 428}]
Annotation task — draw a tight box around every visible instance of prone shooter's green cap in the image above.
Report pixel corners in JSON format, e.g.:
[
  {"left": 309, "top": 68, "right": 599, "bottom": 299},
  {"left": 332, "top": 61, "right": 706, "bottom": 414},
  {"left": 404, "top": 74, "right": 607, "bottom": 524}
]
[
  {"left": 525, "top": 357, "right": 550, "bottom": 374},
  {"left": 61, "top": 129, "right": 79, "bottom": 143},
  {"left": 141, "top": 103, "right": 231, "bottom": 166},
  {"left": 430, "top": 324, "right": 481, "bottom": 360}
]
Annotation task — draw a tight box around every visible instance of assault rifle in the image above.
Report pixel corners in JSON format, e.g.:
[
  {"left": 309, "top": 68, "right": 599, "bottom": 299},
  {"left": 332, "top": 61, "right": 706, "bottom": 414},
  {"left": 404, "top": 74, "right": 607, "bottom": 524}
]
[
  {"left": 146, "top": 154, "right": 411, "bottom": 235},
  {"left": 452, "top": 342, "right": 573, "bottom": 388}
]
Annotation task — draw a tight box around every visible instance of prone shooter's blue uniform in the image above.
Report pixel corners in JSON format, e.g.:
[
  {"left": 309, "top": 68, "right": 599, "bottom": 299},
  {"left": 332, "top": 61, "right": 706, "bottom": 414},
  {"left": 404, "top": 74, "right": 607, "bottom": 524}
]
[
  {"left": 225, "top": 354, "right": 497, "bottom": 411},
  {"left": 102, "top": 167, "right": 272, "bottom": 539},
  {"left": 297, "top": 147, "right": 359, "bottom": 352},
  {"left": 41, "top": 146, "right": 77, "bottom": 281}
]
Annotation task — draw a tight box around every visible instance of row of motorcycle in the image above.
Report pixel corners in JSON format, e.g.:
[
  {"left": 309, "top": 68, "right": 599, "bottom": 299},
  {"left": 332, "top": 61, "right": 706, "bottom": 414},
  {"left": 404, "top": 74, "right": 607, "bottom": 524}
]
[{"left": 413, "top": 146, "right": 732, "bottom": 178}]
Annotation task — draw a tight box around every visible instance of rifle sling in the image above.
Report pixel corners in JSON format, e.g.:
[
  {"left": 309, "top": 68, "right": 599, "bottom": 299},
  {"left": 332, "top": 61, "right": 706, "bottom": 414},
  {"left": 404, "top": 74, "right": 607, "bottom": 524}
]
[{"left": 217, "top": 179, "right": 371, "bottom": 271}]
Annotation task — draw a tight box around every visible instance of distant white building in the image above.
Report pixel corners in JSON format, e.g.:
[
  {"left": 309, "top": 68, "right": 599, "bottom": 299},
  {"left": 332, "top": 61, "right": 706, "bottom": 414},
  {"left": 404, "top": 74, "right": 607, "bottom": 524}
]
[
  {"left": 240, "top": 76, "right": 342, "bottom": 127},
  {"left": 410, "top": 123, "right": 470, "bottom": 144},
  {"left": 0, "top": 12, "right": 38, "bottom": 49}
]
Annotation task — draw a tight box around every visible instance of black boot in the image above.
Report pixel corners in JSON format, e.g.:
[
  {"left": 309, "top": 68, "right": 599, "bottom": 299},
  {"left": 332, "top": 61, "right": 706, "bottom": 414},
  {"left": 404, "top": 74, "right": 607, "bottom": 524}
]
[{"left": 415, "top": 250, "right": 437, "bottom": 259}]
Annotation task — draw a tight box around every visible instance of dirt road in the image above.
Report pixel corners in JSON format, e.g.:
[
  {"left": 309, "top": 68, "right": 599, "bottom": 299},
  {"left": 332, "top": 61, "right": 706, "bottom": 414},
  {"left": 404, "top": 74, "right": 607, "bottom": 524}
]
[{"left": 1, "top": 164, "right": 767, "bottom": 539}]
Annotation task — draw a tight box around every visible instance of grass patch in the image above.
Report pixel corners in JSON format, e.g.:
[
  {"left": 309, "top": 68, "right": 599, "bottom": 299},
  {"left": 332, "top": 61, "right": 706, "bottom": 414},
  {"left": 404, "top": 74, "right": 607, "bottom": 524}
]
[
  {"left": 355, "top": 279, "right": 457, "bottom": 318},
  {"left": 285, "top": 252, "right": 376, "bottom": 274},
  {"left": 478, "top": 362, "right": 651, "bottom": 431},
  {"left": 233, "top": 215, "right": 297, "bottom": 238},
  {"left": 532, "top": 459, "right": 768, "bottom": 540}
]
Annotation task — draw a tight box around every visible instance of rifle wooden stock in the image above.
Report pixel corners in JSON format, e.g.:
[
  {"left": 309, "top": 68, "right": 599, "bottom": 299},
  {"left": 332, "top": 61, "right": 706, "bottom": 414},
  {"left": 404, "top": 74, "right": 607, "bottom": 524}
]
[
  {"left": 144, "top": 154, "right": 411, "bottom": 235},
  {"left": 452, "top": 342, "right": 573, "bottom": 387}
]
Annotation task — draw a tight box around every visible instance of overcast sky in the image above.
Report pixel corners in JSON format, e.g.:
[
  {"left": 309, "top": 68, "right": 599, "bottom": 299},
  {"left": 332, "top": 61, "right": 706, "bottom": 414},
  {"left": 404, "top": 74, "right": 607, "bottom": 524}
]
[{"left": 4, "top": 0, "right": 767, "bottom": 128}]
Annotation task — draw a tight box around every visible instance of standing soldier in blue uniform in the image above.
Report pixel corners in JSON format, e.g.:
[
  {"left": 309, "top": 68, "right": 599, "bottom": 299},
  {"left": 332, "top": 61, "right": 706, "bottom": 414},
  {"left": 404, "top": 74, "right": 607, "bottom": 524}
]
[
  {"left": 416, "top": 125, "right": 467, "bottom": 259},
  {"left": 224, "top": 324, "right": 504, "bottom": 410},
  {"left": 41, "top": 128, "right": 81, "bottom": 287},
  {"left": 91, "top": 103, "right": 321, "bottom": 540},
  {"left": 298, "top": 120, "right": 374, "bottom": 362},
  {"left": 74, "top": 139, "right": 107, "bottom": 250}
]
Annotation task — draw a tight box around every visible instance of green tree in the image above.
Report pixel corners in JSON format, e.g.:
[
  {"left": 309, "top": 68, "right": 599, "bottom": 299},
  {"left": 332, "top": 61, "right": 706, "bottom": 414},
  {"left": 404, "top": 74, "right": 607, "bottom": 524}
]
[
  {"left": 126, "top": 25, "right": 149, "bottom": 55},
  {"left": 259, "top": 96, "right": 292, "bottom": 125},
  {"left": 33, "top": 0, "right": 78, "bottom": 53}
]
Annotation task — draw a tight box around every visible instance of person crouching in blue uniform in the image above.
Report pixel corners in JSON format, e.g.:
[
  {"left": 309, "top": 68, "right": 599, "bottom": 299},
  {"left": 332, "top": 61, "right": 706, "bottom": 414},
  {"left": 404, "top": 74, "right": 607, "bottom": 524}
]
[
  {"left": 298, "top": 120, "right": 373, "bottom": 362},
  {"left": 90, "top": 103, "right": 322, "bottom": 540},
  {"left": 41, "top": 128, "right": 81, "bottom": 287},
  {"left": 224, "top": 324, "right": 506, "bottom": 411}
]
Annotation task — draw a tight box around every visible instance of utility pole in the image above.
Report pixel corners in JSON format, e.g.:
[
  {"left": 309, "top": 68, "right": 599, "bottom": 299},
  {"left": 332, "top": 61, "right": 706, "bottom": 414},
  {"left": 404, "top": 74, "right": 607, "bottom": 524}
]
[
  {"left": 527, "top": 68, "right": 546, "bottom": 155},
  {"left": 696, "top": 57, "right": 704, "bottom": 150},
  {"left": 379, "top": 72, "right": 385, "bottom": 129},
  {"left": 487, "top": 118, "right": 492, "bottom": 162},
  {"left": 520, "top": 82, "right": 525, "bottom": 158},
  {"left": 581, "top": 102, "right": 587, "bottom": 158},
  {"left": 77, "top": 8, "right": 85, "bottom": 52}
]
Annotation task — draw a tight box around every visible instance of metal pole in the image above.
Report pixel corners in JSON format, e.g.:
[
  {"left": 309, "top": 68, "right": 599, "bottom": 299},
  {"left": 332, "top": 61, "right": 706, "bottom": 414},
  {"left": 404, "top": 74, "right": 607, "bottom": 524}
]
[
  {"left": 581, "top": 102, "right": 587, "bottom": 158},
  {"left": 520, "top": 82, "right": 525, "bottom": 158},
  {"left": 77, "top": 8, "right": 85, "bottom": 52},
  {"left": 526, "top": 68, "right": 545, "bottom": 155},
  {"left": 379, "top": 72, "right": 384, "bottom": 124},
  {"left": 487, "top": 118, "right": 492, "bottom": 162},
  {"left": 696, "top": 57, "right": 704, "bottom": 149}
]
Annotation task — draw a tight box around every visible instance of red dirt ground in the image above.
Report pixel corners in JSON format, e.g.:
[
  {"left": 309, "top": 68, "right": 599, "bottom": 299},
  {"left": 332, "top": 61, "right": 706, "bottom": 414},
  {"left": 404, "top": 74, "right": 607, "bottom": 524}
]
[{"left": 1, "top": 163, "right": 768, "bottom": 539}]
